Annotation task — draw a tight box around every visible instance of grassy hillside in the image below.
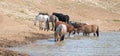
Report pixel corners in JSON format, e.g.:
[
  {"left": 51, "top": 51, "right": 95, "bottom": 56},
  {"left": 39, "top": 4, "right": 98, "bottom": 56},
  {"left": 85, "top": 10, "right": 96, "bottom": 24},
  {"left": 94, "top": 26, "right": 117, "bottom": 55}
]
[{"left": 0, "top": 0, "right": 120, "bottom": 32}]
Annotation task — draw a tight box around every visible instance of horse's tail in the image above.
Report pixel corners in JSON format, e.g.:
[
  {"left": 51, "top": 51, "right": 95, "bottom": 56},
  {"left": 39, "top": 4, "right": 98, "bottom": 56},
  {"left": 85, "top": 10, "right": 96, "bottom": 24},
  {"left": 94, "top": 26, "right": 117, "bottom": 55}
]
[
  {"left": 55, "top": 18, "right": 57, "bottom": 23},
  {"left": 34, "top": 16, "right": 37, "bottom": 26},
  {"left": 55, "top": 16, "right": 58, "bottom": 23},
  {"left": 54, "top": 21, "right": 56, "bottom": 31},
  {"left": 96, "top": 26, "right": 99, "bottom": 37},
  {"left": 53, "top": 17, "right": 58, "bottom": 31},
  {"left": 46, "top": 18, "right": 50, "bottom": 31}
]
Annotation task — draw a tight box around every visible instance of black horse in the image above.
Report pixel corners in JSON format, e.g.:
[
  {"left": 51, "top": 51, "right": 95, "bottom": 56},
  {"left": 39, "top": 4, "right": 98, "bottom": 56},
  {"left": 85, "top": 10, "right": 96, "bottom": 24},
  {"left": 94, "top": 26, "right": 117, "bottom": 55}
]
[{"left": 52, "top": 12, "right": 70, "bottom": 23}]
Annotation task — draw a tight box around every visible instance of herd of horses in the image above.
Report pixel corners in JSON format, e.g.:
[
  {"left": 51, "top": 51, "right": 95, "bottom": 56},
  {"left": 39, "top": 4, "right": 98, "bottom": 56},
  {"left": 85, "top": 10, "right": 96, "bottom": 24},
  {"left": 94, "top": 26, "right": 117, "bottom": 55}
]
[{"left": 34, "top": 12, "right": 99, "bottom": 42}]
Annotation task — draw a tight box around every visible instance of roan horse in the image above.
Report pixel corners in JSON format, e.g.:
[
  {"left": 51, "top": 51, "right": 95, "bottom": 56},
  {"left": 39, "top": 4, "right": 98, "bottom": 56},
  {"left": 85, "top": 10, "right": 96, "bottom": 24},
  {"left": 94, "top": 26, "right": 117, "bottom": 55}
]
[
  {"left": 54, "top": 24, "right": 67, "bottom": 42},
  {"left": 49, "top": 15, "right": 58, "bottom": 31},
  {"left": 55, "top": 21, "right": 75, "bottom": 36},
  {"left": 77, "top": 23, "right": 99, "bottom": 36},
  {"left": 34, "top": 13, "right": 49, "bottom": 31}
]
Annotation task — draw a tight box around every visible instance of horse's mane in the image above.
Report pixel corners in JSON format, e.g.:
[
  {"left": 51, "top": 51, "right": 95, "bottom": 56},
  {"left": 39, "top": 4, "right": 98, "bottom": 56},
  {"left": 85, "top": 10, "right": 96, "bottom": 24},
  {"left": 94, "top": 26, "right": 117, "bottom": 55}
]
[{"left": 38, "top": 12, "right": 49, "bottom": 15}]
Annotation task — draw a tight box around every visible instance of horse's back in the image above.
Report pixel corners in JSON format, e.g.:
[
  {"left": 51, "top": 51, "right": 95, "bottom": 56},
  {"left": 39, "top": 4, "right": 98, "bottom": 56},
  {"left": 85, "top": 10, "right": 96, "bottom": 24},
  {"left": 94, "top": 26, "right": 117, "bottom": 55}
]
[
  {"left": 84, "top": 25, "right": 92, "bottom": 33},
  {"left": 38, "top": 15, "right": 49, "bottom": 22},
  {"left": 91, "top": 25, "right": 98, "bottom": 32},
  {"left": 61, "top": 24, "right": 67, "bottom": 34},
  {"left": 49, "top": 15, "right": 57, "bottom": 22},
  {"left": 43, "top": 15, "right": 49, "bottom": 19},
  {"left": 55, "top": 21, "right": 63, "bottom": 26},
  {"left": 84, "top": 25, "right": 98, "bottom": 33},
  {"left": 66, "top": 24, "right": 74, "bottom": 32},
  {"left": 55, "top": 24, "right": 67, "bottom": 35}
]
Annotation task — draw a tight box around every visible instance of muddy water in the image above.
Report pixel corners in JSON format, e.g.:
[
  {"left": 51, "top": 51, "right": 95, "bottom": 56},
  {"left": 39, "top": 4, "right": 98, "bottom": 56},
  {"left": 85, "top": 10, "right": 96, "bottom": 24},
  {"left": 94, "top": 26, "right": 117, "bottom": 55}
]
[{"left": 8, "top": 32, "right": 120, "bottom": 56}]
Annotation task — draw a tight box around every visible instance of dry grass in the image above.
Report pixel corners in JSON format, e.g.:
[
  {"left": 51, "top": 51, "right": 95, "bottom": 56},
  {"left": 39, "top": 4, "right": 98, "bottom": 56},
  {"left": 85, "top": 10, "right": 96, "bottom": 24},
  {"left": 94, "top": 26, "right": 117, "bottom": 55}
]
[{"left": 0, "top": 0, "right": 120, "bottom": 55}]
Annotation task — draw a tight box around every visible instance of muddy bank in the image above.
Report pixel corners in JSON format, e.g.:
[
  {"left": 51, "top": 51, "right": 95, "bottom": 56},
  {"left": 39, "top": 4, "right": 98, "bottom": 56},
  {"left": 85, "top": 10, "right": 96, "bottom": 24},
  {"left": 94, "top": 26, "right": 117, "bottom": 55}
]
[
  {"left": 0, "top": 48, "right": 30, "bottom": 56},
  {"left": 0, "top": 32, "right": 53, "bottom": 56},
  {"left": 0, "top": 33, "right": 52, "bottom": 48}
]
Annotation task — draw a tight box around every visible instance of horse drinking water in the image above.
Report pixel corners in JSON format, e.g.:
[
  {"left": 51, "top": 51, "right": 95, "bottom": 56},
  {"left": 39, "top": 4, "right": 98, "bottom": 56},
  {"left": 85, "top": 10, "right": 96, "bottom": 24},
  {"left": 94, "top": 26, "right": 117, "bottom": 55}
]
[
  {"left": 55, "top": 21, "right": 75, "bottom": 36},
  {"left": 54, "top": 24, "right": 67, "bottom": 42}
]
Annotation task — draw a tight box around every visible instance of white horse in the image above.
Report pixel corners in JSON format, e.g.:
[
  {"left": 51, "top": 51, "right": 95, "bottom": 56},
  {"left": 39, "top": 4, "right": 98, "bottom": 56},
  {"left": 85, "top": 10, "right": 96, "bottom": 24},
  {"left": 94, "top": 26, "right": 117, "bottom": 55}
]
[{"left": 34, "top": 14, "right": 49, "bottom": 31}]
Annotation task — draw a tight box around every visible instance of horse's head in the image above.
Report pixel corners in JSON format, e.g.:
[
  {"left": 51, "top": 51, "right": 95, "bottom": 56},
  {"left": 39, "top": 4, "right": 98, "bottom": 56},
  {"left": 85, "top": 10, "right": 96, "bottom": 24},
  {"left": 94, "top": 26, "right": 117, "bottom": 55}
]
[
  {"left": 34, "top": 23, "right": 36, "bottom": 26},
  {"left": 77, "top": 23, "right": 84, "bottom": 32}
]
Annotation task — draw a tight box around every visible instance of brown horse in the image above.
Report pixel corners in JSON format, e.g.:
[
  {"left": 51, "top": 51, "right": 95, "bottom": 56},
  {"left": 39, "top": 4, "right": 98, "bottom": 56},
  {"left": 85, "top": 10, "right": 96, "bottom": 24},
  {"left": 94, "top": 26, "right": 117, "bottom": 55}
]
[
  {"left": 55, "top": 21, "right": 75, "bottom": 36},
  {"left": 77, "top": 23, "right": 99, "bottom": 36},
  {"left": 54, "top": 24, "right": 67, "bottom": 42},
  {"left": 77, "top": 22, "right": 88, "bottom": 34}
]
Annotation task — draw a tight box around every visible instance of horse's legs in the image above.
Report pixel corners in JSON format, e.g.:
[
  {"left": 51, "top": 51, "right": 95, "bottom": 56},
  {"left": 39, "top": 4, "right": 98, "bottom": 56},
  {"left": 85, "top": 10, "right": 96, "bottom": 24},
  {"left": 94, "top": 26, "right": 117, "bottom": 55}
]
[
  {"left": 55, "top": 37, "right": 56, "bottom": 42},
  {"left": 60, "top": 35, "right": 65, "bottom": 41},
  {"left": 51, "top": 22, "right": 54, "bottom": 31},
  {"left": 68, "top": 32, "right": 71, "bottom": 37},
  {"left": 54, "top": 26, "right": 56, "bottom": 31},
  {"left": 44, "top": 21, "right": 46, "bottom": 31},
  {"left": 73, "top": 30, "right": 76, "bottom": 35},
  {"left": 55, "top": 37, "right": 58, "bottom": 42},
  {"left": 85, "top": 32, "right": 87, "bottom": 36},
  {"left": 93, "top": 33, "right": 96, "bottom": 36},
  {"left": 87, "top": 33, "right": 90, "bottom": 36},
  {"left": 41, "top": 22, "right": 44, "bottom": 30},
  {"left": 51, "top": 22, "right": 53, "bottom": 31},
  {"left": 39, "top": 21, "right": 41, "bottom": 30},
  {"left": 83, "top": 32, "right": 85, "bottom": 36}
]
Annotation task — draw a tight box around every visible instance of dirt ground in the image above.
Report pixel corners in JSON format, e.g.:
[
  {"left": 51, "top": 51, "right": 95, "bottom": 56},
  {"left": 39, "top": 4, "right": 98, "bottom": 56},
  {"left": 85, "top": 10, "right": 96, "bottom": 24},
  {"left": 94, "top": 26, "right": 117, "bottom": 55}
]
[{"left": 0, "top": 0, "right": 120, "bottom": 56}]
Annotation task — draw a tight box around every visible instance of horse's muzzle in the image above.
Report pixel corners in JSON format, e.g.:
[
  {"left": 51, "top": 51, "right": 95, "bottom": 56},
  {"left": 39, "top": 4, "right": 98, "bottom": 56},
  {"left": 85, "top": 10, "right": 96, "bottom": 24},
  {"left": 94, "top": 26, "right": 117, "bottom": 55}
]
[{"left": 34, "top": 24, "right": 36, "bottom": 26}]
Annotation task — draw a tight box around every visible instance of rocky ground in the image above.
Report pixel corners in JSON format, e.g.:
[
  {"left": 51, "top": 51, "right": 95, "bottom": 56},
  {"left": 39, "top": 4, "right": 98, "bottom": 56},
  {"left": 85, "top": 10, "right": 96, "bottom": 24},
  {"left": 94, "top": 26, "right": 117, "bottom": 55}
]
[{"left": 0, "top": 0, "right": 120, "bottom": 56}]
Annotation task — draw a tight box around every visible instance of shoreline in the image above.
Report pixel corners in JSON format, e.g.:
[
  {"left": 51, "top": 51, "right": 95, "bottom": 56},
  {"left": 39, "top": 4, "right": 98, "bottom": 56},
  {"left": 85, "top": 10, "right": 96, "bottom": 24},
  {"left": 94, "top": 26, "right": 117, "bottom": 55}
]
[
  {"left": 0, "top": 30, "right": 120, "bottom": 48},
  {"left": 0, "top": 31, "right": 120, "bottom": 56}
]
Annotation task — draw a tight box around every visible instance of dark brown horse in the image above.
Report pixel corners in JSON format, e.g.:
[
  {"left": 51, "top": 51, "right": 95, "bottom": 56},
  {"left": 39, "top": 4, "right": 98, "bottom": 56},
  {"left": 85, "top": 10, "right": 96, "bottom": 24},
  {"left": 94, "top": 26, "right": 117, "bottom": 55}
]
[
  {"left": 77, "top": 23, "right": 99, "bottom": 36},
  {"left": 55, "top": 21, "right": 75, "bottom": 36}
]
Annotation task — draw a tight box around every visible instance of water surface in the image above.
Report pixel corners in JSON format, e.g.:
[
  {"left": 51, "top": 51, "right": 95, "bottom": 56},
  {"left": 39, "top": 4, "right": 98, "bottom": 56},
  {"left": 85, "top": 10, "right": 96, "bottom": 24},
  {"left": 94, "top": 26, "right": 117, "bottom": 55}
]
[{"left": 9, "top": 32, "right": 120, "bottom": 56}]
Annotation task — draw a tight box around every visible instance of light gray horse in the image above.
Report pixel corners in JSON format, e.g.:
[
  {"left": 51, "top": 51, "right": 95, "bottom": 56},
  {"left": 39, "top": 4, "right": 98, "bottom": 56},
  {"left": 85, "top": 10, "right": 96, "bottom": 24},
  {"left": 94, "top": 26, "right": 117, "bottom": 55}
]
[{"left": 34, "top": 13, "right": 49, "bottom": 31}]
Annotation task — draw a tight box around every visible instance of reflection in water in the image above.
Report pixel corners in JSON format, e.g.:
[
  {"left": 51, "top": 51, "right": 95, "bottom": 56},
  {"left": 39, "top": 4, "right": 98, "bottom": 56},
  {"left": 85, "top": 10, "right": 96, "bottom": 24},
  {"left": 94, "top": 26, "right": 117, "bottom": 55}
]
[
  {"left": 8, "top": 32, "right": 120, "bottom": 56},
  {"left": 55, "top": 41, "right": 65, "bottom": 46}
]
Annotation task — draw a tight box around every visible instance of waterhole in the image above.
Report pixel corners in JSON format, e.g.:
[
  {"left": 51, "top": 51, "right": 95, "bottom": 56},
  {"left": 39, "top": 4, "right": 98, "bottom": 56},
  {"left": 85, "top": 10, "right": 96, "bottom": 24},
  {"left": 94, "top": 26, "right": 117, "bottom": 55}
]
[{"left": 8, "top": 32, "right": 120, "bottom": 56}]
